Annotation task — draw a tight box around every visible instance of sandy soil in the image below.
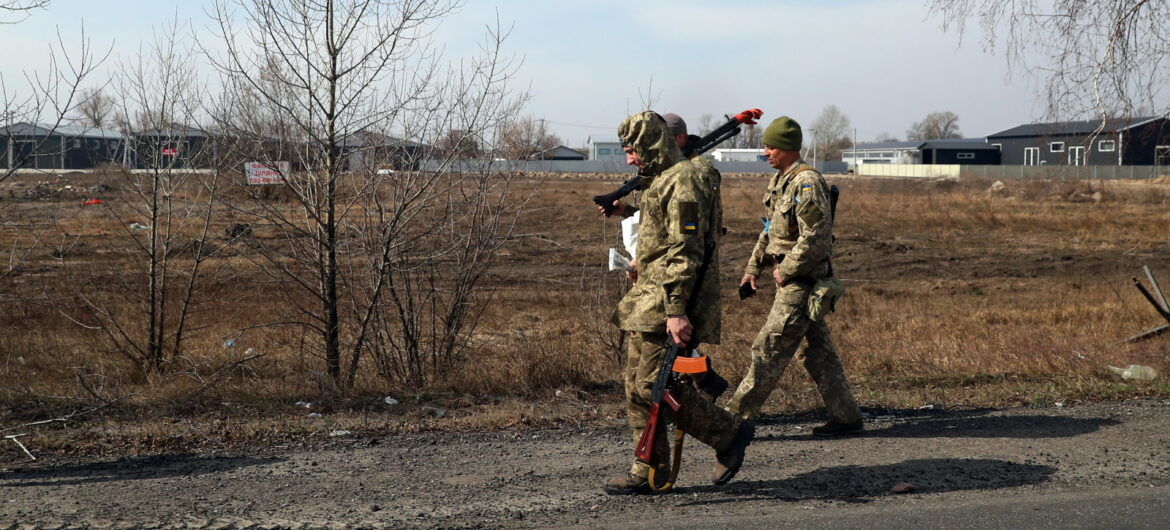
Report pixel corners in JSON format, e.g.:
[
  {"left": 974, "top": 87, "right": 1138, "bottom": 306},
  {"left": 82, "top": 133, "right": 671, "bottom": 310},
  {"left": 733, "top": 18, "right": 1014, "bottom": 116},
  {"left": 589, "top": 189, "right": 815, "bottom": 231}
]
[{"left": 3, "top": 399, "right": 1169, "bottom": 528}]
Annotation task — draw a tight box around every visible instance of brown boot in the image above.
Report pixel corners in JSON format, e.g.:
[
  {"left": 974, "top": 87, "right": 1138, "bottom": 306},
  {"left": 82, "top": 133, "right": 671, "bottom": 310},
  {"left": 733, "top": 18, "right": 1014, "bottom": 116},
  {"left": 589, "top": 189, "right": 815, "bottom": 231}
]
[
  {"left": 604, "top": 473, "right": 651, "bottom": 495},
  {"left": 712, "top": 421, "right": 755, "bottom": 485}
]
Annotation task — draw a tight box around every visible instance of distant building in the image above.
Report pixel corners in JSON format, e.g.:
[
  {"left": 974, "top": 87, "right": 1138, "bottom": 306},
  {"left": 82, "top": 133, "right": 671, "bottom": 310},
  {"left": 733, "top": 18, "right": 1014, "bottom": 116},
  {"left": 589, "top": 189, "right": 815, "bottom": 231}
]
[
  {"left": 1, "top": 122, "right": 125, "bottom": 170},
  {"left": 587, "top": 138, "right": 623, "bottom": 161},
  {"left": 130, "top": 124, "right": 213, "bottom": 169},
  {"left": 342, "top": 130, "right": 431, "bottom": 171},
  {"left": 711, "top": 148, "right": 765, "bottom": 162},
  {"left": 538, "top": 145, "right": 585, "bottom": 161},
  {"left": 986, "top": 117, "right": 1170, "bottom": 166},
  {"left": 843, "top": 138, "right": 1000, "bottom": 168}
]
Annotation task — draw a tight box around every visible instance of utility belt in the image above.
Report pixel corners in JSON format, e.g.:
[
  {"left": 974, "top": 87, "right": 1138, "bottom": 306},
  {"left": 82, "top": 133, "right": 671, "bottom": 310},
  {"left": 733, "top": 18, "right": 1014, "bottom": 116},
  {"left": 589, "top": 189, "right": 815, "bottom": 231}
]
[
  {"left": 768, "top": 254, "right": 826, "bottom": 288},
  {"left": 768, "top": 255, "right": 843, "bottom": 321},
  {"left": 784, "top": 276, "right": 818, "bottom": 288}
]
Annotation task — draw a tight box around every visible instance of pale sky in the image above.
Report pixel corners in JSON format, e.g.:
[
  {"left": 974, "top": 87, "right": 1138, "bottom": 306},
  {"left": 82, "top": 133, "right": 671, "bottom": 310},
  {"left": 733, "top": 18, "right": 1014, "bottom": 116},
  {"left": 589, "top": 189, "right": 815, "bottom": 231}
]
[{"left": 1, "top": 0, "right": 1061, "bottom": 146}]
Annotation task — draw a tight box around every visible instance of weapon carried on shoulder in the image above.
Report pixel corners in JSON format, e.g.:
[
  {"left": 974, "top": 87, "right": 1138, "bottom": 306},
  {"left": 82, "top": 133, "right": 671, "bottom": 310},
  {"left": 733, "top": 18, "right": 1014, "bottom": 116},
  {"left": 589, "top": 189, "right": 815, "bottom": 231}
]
[
  {"left": 633, "top": 238, "right": 729, "bottom": 492},
  {"left": 594, "top": 108, "right": 763, "bottom": 216}
]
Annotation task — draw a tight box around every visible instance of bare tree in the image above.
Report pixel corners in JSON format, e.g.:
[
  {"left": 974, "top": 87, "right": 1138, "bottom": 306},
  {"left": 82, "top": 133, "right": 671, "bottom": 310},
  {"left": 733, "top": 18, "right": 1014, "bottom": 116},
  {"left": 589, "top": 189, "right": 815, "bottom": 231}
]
[
  {"left": 928, "top": 1, "right": 1169, "bottom": 120},
  {"left": 436, "top": 128, "right": 483, "bottom": 159},
  {"left": 0, "top": 0, "right": 49, "bottom": 23},
  {"left": 808, "top": 104, "right": 852, "bottom": 160},
  {"left": 65, "top": 18, "right": 224, "bottom": 374},
  {"left": 208, "top": 0, "right": 524, "bottom": 389},
  {"left": 495, "top": 116, "right": 560, "bottom": 160},
  {"left": 874, "top": 132, "right": 898, "bottom": 142},
  {"left": 71, "top": 87, "right": 115, "bottom": 128},
  {"left": 1, "top": 28, "right": 106, "bottom": 181},
  {"left": 0, "top": 14, "right": 106, "bottom": 294},
  {"left": 688, "top": 113, "right": 712, "bottom": 136},
  {"left": 907, "top": 111, "right": 962, "bottom": 140}
]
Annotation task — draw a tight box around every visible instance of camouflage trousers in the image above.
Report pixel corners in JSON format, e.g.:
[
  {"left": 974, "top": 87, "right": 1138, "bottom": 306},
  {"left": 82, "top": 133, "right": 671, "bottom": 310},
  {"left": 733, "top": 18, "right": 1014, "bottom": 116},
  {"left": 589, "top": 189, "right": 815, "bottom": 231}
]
[
  {"left": 624, "top": 331, "right": 743, "bottom": 478},
  {"left": 725, "top": 283, "right": 862, "bottom": 423}
]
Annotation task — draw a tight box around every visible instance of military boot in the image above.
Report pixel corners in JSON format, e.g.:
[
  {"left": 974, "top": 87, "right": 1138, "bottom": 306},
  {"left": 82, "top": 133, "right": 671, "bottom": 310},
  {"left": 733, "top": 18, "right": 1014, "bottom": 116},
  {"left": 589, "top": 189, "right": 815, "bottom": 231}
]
[
  {"left": 712, "top": 421, "right": 755, "bottom": 485},
  {"left": 603, "top": 473, "right": 650, "bottom": 495},
  {"left": 811, "top": 419, "right": 863, "bottom": 437}
]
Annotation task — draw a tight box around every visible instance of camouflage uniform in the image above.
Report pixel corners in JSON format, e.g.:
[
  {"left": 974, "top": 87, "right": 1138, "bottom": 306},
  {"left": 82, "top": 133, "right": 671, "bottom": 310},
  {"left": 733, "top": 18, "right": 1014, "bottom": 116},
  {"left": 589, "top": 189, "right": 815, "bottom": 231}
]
[
  {"left": 725, "top": 159, "right": 862, "bottom": 423},
  {"left": 611, "top": 111, "right": 743, "bottom": 479}
]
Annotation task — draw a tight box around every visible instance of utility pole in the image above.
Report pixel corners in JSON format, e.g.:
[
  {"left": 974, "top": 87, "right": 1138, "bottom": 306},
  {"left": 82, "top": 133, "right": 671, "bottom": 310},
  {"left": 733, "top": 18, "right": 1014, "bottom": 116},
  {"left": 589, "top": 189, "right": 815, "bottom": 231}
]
[
  {"left": 852, "top": 128, "right": 858, "bottom": 173},
  {"left": 811, "top": 129, "right": 817, "bottom": 169}
]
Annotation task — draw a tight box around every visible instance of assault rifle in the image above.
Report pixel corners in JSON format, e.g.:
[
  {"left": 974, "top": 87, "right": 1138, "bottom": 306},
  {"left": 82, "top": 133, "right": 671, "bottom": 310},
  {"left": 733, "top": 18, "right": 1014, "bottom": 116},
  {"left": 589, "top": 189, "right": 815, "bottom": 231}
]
[
  {"left": 593, "top": 108, "right": 763, "bottom": 216},
  {"left": 633, "top": 236, "right": 727, "bottom": 492}
]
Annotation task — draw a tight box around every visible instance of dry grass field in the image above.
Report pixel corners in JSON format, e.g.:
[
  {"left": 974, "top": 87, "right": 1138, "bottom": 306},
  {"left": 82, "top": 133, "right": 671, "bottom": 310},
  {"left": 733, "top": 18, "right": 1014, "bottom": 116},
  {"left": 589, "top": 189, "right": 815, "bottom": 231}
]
[{"left": 2, "top": 169, "right": 1170, "bottom": 456}]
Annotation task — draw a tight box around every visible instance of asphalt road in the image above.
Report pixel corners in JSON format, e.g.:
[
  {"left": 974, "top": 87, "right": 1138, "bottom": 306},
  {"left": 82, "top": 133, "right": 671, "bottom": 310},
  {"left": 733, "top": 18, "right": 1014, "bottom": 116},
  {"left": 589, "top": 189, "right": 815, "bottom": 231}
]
[{"left": 2, "top": 400, "right": 1169, "bottom": 528}]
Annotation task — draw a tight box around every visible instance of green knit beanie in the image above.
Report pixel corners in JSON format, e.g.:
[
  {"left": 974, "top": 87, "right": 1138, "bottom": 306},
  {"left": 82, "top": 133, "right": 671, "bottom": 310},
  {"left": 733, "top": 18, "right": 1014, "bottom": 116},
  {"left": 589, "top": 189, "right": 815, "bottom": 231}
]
[{"left": 762, "top": 116, "right": 802, "bottom": 150}]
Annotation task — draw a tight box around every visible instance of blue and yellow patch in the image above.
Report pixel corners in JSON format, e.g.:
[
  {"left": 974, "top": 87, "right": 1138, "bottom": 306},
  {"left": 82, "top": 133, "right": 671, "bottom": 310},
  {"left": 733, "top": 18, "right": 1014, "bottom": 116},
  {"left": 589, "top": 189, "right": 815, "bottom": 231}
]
[{"left": 679, "top": 201, "right": 699, "bottom": 234}]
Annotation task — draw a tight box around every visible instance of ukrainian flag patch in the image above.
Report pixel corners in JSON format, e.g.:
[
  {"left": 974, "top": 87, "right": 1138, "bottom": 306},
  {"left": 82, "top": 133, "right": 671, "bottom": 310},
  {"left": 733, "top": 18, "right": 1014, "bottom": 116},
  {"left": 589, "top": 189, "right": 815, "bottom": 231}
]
[{"left": 679, "top": 201, "right": 699, "bottom": 234}]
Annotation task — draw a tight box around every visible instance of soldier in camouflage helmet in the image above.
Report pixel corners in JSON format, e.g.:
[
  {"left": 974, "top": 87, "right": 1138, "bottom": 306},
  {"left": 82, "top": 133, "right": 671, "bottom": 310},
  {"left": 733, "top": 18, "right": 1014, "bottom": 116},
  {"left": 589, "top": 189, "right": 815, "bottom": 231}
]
[
  {"left": 597, "top": 112, "right": 713, "bottom": 221},
  {"left": 726, "top": 116, "right": 864, "bottom": 436},
  {"left": 605, "top": 111, "right": 754, "bottom": 495}
]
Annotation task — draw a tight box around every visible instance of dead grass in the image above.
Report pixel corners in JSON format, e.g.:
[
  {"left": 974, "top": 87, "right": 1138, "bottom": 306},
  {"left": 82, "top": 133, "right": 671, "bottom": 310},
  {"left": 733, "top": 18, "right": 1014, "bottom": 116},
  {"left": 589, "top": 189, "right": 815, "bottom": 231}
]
[{"left": 2, "top": 171, "right": 1170, "bottom": 457}]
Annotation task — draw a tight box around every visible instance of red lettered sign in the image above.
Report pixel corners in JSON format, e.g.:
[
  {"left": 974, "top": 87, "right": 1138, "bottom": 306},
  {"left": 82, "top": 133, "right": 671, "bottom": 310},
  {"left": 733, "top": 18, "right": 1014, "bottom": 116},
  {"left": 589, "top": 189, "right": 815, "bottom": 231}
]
[{"left": 244, "top": 161, "right": 290, "bottom": 185}]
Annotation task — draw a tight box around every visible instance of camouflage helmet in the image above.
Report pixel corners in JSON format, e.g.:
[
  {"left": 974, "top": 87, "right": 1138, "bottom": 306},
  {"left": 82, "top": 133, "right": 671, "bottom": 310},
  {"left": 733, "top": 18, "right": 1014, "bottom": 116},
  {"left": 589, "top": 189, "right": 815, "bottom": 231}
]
[{"left": 618, "top": 111, "right": 684, "bottom": 176}]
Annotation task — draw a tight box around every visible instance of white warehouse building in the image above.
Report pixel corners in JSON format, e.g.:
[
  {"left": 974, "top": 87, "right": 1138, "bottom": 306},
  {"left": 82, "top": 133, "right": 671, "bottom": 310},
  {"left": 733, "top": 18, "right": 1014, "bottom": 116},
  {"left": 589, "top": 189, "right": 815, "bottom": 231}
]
[{"left": 587, "top": 139, "right": 624, "bottom": 161}]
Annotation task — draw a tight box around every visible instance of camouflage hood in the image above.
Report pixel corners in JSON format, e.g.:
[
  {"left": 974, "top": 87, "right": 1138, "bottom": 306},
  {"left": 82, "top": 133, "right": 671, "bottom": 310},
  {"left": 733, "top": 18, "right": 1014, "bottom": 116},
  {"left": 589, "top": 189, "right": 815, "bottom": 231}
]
[{"left": 618, "top": 111, "right": 685, "bottom": 180}]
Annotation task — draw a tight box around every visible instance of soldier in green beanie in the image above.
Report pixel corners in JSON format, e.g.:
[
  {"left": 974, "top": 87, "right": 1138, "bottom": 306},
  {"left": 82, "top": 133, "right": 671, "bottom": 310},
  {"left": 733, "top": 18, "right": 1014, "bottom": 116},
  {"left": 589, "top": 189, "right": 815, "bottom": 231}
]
[{"left": 726, "top": 116, "right": 865, "bottom": 436}]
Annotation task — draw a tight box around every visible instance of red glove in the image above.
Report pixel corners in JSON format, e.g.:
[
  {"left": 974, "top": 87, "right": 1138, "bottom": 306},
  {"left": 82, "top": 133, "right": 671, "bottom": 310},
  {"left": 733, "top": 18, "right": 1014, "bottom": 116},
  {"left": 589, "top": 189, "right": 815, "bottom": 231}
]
[{"left": 734, "top": 108, "right": 763, "bottom": 125}]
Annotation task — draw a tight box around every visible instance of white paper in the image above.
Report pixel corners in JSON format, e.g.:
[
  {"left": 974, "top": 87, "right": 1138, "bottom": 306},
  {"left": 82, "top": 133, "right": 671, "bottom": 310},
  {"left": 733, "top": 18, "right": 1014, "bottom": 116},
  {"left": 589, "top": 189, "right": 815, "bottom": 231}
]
[
  {"left": 608, "top": 248, "right": 633, "bottom": 271},
  {"left": 620, "top": 210, "right": 640, "bottom": 257}
]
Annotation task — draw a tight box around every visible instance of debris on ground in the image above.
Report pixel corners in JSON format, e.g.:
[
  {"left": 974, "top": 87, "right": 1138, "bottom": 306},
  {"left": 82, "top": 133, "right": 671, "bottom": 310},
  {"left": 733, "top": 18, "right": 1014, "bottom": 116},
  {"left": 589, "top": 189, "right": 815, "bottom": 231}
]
[
  {"left": 1122, "top": 265, "right": 1170, "bottom": 343},
  {"left": 1108, "top": 364, "right": 1158, "bottom": 381},
  {"left": 890, "top": 483, "right": 916, "bottom": 494},
  {"left": 225, "top": 223, "right": 252, "bottom": 238}
]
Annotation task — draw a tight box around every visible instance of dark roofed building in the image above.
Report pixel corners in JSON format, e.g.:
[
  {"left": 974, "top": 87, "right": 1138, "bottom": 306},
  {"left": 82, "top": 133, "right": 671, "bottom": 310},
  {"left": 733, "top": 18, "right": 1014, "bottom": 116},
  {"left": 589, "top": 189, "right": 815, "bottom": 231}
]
[
  {"left": 2, "top": 122, "right": 125, "bottom": 170},
  {"left": 987, "top": 117, "right": 1170, "bottom": 166},
  {"left": 538, "top": 145, "right": 585, "bottom": 161},
  {"left": 131, "top": 124, "right": 213, "bottom": 169},
  {"left": 843, "top": 138, "right": 1000, "bottom": 167},
  {"left": 342, "top": 130, "right": 432, "bottom": 171}
]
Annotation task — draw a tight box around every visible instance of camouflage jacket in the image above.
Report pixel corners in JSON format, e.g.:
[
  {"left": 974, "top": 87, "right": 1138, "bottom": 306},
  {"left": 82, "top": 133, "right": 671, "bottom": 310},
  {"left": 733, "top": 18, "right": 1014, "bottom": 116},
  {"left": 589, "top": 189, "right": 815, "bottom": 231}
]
[
  {"left": 744, "top": 158, "right": 833, "bottom": 282},
  {"left": 621, "top": 151, "right": 721, "bottom": 219},
  {"left": 612, "top": 111, "right": 722, "bottom": 344}
]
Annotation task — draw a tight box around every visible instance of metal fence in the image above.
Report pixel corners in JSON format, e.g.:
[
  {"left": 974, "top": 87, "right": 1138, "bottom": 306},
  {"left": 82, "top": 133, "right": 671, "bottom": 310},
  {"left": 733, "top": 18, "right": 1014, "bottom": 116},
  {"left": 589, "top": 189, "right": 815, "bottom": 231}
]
[
  {"left": 856, "top": 163, "right": 1166, "bottom": 180},
  {"left": 418, "top": 159, "right": 849, "bottom": 175}
]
